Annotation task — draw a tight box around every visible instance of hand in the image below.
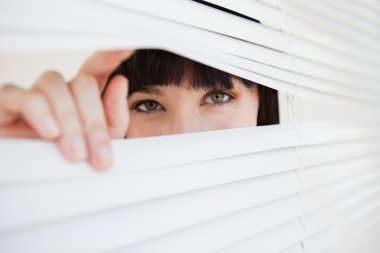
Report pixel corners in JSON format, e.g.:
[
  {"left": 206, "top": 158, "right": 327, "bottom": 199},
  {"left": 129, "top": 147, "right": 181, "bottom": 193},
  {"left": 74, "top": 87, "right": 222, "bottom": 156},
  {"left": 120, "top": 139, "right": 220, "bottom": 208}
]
[{"left": 0, "top": 50, "right": 135, "bottom": 170}]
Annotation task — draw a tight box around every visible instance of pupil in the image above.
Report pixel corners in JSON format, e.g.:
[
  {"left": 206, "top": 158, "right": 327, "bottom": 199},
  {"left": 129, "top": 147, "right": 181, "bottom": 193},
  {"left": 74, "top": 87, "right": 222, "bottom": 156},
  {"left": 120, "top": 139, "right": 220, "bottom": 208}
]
[
  {"left": 146, "top": 102, "right": 157, "bottom": 111},
  {"left": 212, "top": 93, "right": 223, "bottom": 102}
]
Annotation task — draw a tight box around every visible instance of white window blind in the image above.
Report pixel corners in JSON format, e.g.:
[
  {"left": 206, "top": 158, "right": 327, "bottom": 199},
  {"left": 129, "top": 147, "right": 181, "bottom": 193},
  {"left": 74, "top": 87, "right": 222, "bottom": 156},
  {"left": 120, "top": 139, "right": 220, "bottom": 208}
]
[{"left": 0, "top": 0, "right": 380, "bottom": 253}]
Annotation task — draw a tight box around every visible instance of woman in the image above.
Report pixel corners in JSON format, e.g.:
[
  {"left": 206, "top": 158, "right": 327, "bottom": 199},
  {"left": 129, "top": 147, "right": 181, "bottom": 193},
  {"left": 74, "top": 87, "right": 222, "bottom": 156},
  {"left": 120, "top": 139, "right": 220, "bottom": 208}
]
[{"left": 0, "top": 49, "right": 278, "bottom": 170}]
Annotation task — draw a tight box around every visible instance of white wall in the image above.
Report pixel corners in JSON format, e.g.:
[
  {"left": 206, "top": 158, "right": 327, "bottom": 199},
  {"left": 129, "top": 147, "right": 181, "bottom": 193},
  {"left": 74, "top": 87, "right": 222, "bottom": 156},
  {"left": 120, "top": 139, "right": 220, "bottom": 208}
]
[{"left": 0, "top": 51, "right": 93, "bottom": 88}]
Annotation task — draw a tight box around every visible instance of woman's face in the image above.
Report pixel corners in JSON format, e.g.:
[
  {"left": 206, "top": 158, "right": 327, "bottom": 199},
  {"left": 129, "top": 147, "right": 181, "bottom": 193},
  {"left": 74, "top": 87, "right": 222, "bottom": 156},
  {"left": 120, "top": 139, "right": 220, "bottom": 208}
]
[{"left": 126, "top": 78, "right": 259, "bottom": 137}]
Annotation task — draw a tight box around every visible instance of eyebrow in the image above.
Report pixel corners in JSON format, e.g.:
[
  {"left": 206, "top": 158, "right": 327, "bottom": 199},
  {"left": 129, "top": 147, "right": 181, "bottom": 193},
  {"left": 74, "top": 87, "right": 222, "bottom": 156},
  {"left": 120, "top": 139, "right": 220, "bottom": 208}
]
[
  {"left": 127, "top": 83, "right": 238, "bottom": 98},
  {"left": 128, "top": 87, "right": 163, "bottom": 97}
]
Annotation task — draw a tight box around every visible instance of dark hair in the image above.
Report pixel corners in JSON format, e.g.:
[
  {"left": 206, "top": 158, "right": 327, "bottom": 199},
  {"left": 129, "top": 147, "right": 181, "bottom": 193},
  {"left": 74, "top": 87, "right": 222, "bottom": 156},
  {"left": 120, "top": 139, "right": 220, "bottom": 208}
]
[{"left": 107, "top": 49, "right": 279, "bottom": 125}]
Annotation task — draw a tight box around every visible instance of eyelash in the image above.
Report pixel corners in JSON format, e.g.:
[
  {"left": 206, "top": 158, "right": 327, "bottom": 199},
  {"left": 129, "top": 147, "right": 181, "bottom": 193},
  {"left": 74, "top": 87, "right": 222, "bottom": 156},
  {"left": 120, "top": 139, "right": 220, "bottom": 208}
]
[
  {"left": 131, "top": 100, "right": 163, "bottom": 114},
  {"left": 201, "top": 89, "right": 235, "bottom": 106},
  {"left": 131, "top": 90, "right": 235, "bottom": 114}
]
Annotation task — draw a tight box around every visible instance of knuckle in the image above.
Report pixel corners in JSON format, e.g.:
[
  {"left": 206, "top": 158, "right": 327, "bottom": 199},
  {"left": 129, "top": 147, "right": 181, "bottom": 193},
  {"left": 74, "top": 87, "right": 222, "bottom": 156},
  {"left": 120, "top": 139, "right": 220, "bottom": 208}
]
[
  {"left": 22, "top": 91, "right": 47, "bottom": 113},
  {"left": 86, "top": 121, "right": 108, "bottom": 139},
  {"left": 41, "top": 71, "right": 64, "bottom": 83},
  {"left": 0, "top": 84, "right": 18, "bottom": 95},
  {"left": 70, "top": 74, "right": 98, "bottom": 91},
  {"left": 36, "top": 71, "right": 65, "bottom": 88},
  {"left": 0, "top": 84, "right": 18, "bottom": 110},
  {"left": 0, "top": 83, "right": 26, "bottom": 102},
  {"left": 26, "top": 91, "right": 45, "bottom": 105},
  {"left": 60, "top": 110, "right": 81, "bottom": 129}
]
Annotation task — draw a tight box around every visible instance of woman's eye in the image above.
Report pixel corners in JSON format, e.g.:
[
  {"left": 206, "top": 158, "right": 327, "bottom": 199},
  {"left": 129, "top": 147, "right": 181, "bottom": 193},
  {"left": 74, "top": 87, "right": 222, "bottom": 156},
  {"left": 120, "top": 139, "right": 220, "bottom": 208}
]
[
  {"left": 205, "top": 92, "right": 232, "bottom": 104},
  {"left": 134, "top": 100, "right": 162, "bottom": 112}
]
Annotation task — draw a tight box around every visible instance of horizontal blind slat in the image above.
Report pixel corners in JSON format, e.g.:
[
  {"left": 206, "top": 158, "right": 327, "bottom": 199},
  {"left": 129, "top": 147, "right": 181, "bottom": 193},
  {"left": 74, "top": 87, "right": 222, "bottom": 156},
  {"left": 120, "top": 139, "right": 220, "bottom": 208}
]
[
  {"left": 0, "top": 124, "right": 299, "bottom": 183},
  {"left": 280, "top": 0, "right": 380, "bottom": 51},
  {"left": 98, "top": 0, "right": 289, "bottom": 51},
  {"left": 0, "top": 196, "right": 303, "bottom": 253},
  {"left": 302, "top": 196, "right": 380, "bottom": 253},
  {"left": 0, "top": 169, "right": 299, "bottom": 234},
  {"left": 299, "top": 169, "right": 380, "bottom": 213},
  {"left": 302, "top": 183, "right": 380, "bottom": 236},
  {"left": 202, "top": 0, "right": 285, "bottom": 29},
  {"left": 112, "top": 196, "right": 303, "bottom": 253},
  {"left": 321, "top": 0, "right": 380, "bottom": 26},
  {"left": 213, "top": 219, "right": 305, "bottom": 253},
  {"left": 277, "top": 243, "right": 305, "bottom": 253},
  {"left": 324, "top": 218, "right": 380, "bottom": 253}
]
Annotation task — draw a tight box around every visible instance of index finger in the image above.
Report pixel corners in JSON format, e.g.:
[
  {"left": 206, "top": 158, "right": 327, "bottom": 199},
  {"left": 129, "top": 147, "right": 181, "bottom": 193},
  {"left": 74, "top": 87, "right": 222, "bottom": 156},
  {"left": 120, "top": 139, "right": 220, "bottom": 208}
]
[{"left": 78, "top": 49, "right": 135, "bottom": 91}]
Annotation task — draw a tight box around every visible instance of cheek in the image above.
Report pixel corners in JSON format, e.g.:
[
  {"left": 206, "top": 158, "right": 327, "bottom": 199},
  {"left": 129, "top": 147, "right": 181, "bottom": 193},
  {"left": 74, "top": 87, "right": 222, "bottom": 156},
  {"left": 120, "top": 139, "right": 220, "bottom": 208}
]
[
  {"left": 126, "top": 115, "right": 165, "bottom": 138},
  {"left": 208, "top": 89, "right": 259, "bottom": 129},
  {"left": 238, "top": 96, "right": 259, "bottom": 126},
  {"left": 210, "top": 101, "right": 258, "bottom": 129}
]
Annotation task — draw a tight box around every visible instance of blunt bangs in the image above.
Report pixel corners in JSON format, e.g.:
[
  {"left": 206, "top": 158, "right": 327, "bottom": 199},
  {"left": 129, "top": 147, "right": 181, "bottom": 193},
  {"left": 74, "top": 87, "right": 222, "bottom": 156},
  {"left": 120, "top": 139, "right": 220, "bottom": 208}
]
[{"left": 108, "top": 49, "right": 257, "bottom": 95}]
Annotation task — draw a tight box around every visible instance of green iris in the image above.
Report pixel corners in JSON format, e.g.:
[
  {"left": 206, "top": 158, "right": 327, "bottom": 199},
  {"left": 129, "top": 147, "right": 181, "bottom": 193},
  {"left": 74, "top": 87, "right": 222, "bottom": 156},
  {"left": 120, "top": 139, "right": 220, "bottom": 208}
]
[{"left": 210, "top": 93, "right": 227, "bottom": 103}]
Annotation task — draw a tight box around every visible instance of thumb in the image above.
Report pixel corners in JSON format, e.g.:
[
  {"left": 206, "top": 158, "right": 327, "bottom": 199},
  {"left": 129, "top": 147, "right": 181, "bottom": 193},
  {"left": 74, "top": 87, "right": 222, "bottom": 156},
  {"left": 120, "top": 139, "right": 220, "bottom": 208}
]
[{"left": 102, "top": 75, "right": 129, "bottom": 139}]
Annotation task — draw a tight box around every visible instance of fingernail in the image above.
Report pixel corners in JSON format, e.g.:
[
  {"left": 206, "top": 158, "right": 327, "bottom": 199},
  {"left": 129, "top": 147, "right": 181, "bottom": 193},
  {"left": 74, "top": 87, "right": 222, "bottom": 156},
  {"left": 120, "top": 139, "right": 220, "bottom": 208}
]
[
  {"left": 43, "top": 114, "right": 60, "bottom": 137},
  {"left": 70, "top": 137, "right": 87, "bottom": 160},
  {"left": 95, "top": 145, "right": 112, "bottom": 169}
]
